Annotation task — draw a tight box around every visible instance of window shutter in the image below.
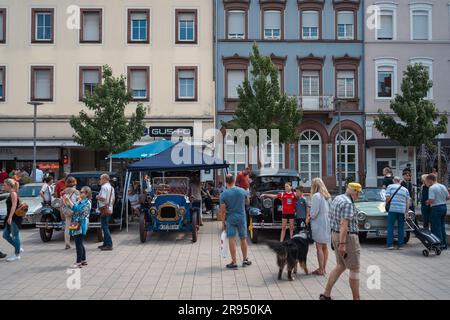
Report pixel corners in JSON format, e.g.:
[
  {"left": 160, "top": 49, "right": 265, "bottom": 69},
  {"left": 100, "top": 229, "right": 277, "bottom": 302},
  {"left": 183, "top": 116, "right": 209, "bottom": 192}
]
[
  {"left": 338, "top": 11, "right": 353, "bottom": 25},
  {"left": 131, "top": 70, "right": 147, "bottom": 90},
  {"left": 83, "top": 70, "right": 99, "bottom": 84},
  {"left": 227, "top": 70, "right": 245, "bottom": 99},
  {"left": 228, "top": 11, "right": 245, "bottom": 35},
  {"left": 179, "top": 13, "right": 194, "bottom": 22},
  {"left": 35, "top": 70, "right": 51, "bottom": 99},
  {"left": 264, "top": 11, "right": 281, "bottom": 29},
  {"left": 379, "top": 13, "right": 393, "bottom": 39},
  {"left": 302, "top": 11, "right": 318, "bottom": 27},
  {"left": 179, "top": 70, "right": 194, "bottom": 80},
  {"left": 83, "top": 12, "right": 100, "bottom": 41},
  {"left": 413, "top": 12, "right": 428, "bottom": 40},
  {"left": 131, "top": 13, "right": 147, "bottom": 21}
]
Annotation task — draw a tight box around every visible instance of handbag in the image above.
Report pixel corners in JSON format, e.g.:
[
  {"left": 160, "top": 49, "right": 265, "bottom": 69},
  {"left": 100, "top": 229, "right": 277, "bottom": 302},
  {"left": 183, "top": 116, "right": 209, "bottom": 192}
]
[
  {"left": 13, "top": 192, "right": 28, "bottom": 217},
  {"left": 385, "top": 185, "right": 402, "bottom": 212},
  {"left": 68, "top": 221, "right": 80, "bottom": 231},
  {"left": 99, "top": 187, "right": 114, "bottom": 217}
]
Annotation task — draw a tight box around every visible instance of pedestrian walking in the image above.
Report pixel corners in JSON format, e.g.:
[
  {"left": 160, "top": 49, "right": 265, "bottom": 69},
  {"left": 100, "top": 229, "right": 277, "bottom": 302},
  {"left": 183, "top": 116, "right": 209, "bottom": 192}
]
[
  {"left": 420, "top": 174, "right": 431, "bottom": 230},
  {"left": 2, "top": 179, "right": 23, "bottom": 262},
  {"left": 262, "top": 182, "right": 297, "bottom": 241},
  {"left": 40, "top": 176, "right": 54, "bottom": 205},
  {"left": 309, "top": 178, "right": 331, "bottom": 276},
  {"left": 97, "top": 174, "right": 115, "bottom": 251},
  {"left": 385, "top": 176, "right": 410, "bottom": 250},
  {"left": 426, "top": 174, "right": 449, "bottom": 250},
  {"left": 219, "top": 174, "right": 252, "bottom": 269},
  {"left": 321, "top": 183, "right": 362, "bottom": 300},
  {"left": 60, "top": 176, "right": 80, "bottom": 250},
  {"left": 63, "top": 186, "right": 92, "bottom": 268}
]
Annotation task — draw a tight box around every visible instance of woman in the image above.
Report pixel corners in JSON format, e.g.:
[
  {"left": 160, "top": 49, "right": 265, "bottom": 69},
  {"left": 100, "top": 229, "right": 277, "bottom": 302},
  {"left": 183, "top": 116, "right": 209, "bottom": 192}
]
[
  {"left": 60, "top": 177, "right": 80, "bottom": 250},
  {"left": 309, "top": 178, "right": 331, "bottom": 276},
  {"left": 420, "top": 174, "right": 431, "bottom": 229},
  {"left": 63, "top": 186, "right": 92, "bottom": 268},
  {"left": 40, "top": 176, "right": 54, "bottom": 205},
  {"left": 2, "top": 179, "right": 23, "bottom": 262}
]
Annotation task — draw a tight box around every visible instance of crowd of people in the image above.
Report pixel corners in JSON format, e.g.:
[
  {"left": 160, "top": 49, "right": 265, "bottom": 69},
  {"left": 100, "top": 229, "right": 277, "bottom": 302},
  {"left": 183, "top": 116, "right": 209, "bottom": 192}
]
[{"left": 0, "top": 173, "right": 116, "bottom": 268}]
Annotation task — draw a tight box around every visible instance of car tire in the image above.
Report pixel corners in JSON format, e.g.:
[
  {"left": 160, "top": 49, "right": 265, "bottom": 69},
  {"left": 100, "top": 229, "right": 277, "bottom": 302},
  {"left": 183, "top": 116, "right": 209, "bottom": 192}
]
[
  {"left": 39, "top": 215, "right": 54, "bottom": 242},
  {"left": 191, "top": 211, "right": 198, "bottom": 243},
  {"left": 139, "top": 213, "right": 148, "bottom": 243},
  {"left": 358, "top": 232, "right": 368, "bottom": 242}
]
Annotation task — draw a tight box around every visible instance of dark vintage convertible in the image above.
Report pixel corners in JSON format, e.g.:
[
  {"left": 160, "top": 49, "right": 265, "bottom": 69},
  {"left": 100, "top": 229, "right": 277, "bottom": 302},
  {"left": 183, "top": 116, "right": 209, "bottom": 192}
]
[{"left": 247, "top": 170, "right": 301, "bottom": 243}]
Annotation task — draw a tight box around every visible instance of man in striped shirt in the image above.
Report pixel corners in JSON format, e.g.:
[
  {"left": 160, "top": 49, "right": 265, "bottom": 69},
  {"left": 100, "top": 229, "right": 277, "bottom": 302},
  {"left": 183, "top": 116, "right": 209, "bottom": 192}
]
[{"left": 385, "top": 176, "right": 410, "bottom": 250}]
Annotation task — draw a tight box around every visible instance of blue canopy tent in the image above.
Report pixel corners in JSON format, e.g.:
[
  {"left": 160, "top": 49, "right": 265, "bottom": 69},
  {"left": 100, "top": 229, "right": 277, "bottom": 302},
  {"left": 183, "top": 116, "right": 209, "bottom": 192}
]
[
  {"left": 110, "top": 139, "right": 174, "bottom": 159},
  {"left": 122, "top": 142, "right": 228, "bottom": 230}
]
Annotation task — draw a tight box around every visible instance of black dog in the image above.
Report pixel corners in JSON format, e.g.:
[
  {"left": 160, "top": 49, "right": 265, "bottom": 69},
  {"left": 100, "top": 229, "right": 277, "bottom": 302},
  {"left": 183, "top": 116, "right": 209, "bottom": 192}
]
[{"left": 266, "top": 233, "right": 309, "bottom": 281}]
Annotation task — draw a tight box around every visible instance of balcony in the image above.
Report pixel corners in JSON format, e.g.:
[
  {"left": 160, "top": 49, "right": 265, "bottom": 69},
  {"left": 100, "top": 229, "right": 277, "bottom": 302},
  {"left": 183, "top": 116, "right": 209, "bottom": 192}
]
[{"left": 295, "top": 95, "right": 335, "bottom": 123}]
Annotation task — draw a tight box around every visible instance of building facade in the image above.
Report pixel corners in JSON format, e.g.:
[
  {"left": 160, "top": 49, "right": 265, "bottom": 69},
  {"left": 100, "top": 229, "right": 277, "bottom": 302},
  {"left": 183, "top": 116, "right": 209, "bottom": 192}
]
[
  {"left": 364, "top": 0, "right": 450, "bottom": 187},
  {"left": 0, "top": 0, "right": 214, "bottom": 175},
  {"left": 215, "top": 0, "right": 365, "bottom": 189}
]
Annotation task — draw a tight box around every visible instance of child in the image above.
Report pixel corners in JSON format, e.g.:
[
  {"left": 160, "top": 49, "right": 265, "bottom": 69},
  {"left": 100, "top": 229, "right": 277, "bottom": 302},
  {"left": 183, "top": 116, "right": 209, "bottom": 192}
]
[
  {"left": 262, "top": 182, "right": 296, "bottom": 242},
  {"left": 295, "top": 186, "right": 310, "bottom": 231}
]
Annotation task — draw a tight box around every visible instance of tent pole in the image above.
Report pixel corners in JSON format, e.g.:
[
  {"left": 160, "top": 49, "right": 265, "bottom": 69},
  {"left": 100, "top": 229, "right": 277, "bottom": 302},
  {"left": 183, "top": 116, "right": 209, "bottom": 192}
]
[
  {"left": 120, "top": 170, "right": 129, "bottom": 231},
  {"left": 126, "top": 171, "right": 132, "bottom": 232}
]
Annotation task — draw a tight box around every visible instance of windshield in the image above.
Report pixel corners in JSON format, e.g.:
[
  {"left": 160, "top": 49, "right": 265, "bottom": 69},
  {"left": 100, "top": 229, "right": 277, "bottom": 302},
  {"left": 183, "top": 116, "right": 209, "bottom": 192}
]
[
  {"left": 253, "top": 176, "right": 299, "bottom": 192},
  {"left": 357, "top": 189, "right": 385, "bottom": 202},
  {"left": 19, "top": 186, "right": 41, "bottom": 198}
]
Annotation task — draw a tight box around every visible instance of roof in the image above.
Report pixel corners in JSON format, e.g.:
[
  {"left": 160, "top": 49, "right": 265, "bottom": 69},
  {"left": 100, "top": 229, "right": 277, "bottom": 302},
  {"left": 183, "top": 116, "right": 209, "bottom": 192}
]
[
  {"left": 253, "top": 169, "right": 300, "bottom": 178},
  {"left": 127, "top": 142, "right": 228, "bottom": 172},
  {"left": 110, "top": 139, "right": 174, "bottom": 159}
]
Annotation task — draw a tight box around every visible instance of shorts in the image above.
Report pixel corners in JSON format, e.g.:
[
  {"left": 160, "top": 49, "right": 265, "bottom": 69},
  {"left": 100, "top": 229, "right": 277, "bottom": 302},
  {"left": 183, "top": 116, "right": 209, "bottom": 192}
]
[
  {"left": 331, "top": 232, "right": 360, "bottom": 271},
  {"left": 282, "top": 214, "right": 295, "bottom": 220},
  {"left": 226, "top": 216, "right": 247, "bottom": 238}
]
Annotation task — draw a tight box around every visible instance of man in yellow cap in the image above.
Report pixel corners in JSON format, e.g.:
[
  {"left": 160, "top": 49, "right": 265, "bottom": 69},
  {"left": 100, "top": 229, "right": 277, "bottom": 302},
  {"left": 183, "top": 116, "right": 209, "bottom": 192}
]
[{"left": 320, "top": 182, "right": 362, "bottom": 300}]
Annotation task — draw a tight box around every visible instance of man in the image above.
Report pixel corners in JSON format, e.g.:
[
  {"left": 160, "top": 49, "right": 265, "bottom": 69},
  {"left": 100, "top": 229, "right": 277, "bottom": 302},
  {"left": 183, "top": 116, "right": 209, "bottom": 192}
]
[
  {"left": 235, "top": 167, "right": 251, "bottom": 191},
  {"left": 219, "top": 174, "right": 252, "bottom": 269},
  {"left": 54, "top": 172, "right": 67, "bottom": 198},
  {"left": 32, "top": 166, "right": 44, "bottom": 183},
  {"left": 217, "top": 181, "right": 225, "bottom": 194},
  {"left": 401, "top": 168, "right": 415, "bottom": 212},
  {"left": 321, "top": 183, "right": 362, "bottom": 301},
  {"left": 385, "top": 176, "right": 410, "bottom": 250},
  {"left": 427, "top": 174, "right": 449, "bottom": 250},
  {"left": 189, "top": 175, "right": 203, "bottom": 226},
  {"left": 143, "top": 174, "right": 152, "bottom": 194},
  {"left": 40, "top": 176, "right": 54, "bottom": 205},
  {"left": 97, "top": 174, "right": 115, "bottom": 251}
]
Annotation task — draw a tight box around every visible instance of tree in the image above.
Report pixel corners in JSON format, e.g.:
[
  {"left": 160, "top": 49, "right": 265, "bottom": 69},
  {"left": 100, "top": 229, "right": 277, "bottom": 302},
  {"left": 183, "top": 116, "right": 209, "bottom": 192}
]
[
  {"left": 70, "top": 65, "right": 146, "bottom": 171},
  {"left": 222, "top": 43, "right": 301, "bottom": 166},
  {"left": 374, "top": 64, "right": 447, "bottom": 176}
]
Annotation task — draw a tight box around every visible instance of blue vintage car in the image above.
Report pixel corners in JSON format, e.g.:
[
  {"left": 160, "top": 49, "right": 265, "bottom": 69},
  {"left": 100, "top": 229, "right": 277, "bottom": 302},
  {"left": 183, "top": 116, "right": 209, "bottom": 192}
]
[{"left": 139, "top": 177, "right": 200, "bottom": 243}]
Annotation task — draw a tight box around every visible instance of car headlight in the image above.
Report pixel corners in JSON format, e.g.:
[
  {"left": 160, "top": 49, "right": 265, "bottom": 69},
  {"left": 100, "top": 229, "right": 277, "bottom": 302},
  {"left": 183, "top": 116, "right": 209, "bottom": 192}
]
[
  {"left": 357, "top": 212, "right": 366, "bottom": 222},
  {"left": 364, "top": 222, "right": 371, "bottom": 230},
  {"left": 179, "top": 207, "right": 186, "bottom": 216},
  {"left": 262, "top": 198, "right": 272, "bottom": 209},
  {"left": 150, "top": 207, "right": 157, "bottom": 215}
]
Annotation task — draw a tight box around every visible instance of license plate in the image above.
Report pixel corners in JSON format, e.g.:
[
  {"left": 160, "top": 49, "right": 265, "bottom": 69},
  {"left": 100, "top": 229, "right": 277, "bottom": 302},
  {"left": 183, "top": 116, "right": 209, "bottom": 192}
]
[
  {"left": 377, "top": 230, "right": 387, "bottom": 236},
  {"left": 159, "top": 224, "right": 179, "bottom": 231}
]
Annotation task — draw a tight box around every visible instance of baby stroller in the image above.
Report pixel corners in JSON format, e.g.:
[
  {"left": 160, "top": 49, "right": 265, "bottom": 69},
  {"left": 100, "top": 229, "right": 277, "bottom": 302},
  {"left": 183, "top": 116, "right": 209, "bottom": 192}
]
[{"left": 405, "top": 216, "right": 442, "bottom": 257}]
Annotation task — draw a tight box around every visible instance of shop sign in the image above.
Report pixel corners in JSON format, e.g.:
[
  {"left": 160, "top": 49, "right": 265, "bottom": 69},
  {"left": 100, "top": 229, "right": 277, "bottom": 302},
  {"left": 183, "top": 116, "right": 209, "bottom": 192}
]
[{"left": 147, "top": 126, "right": 193, "bottom": 138}]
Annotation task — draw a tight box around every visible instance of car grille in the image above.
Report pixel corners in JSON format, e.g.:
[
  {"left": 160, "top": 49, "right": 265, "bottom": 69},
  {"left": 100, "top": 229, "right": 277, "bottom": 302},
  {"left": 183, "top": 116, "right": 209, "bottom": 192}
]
[{"left": 157, "top": 202, "right": 180, "bottom": 222}]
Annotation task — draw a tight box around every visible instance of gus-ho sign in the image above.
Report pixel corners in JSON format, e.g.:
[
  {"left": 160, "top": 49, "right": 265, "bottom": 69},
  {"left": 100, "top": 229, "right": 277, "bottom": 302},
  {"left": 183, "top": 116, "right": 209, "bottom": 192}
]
[{"left": 144, "top": 126, "right": 193, "bottom": 138}]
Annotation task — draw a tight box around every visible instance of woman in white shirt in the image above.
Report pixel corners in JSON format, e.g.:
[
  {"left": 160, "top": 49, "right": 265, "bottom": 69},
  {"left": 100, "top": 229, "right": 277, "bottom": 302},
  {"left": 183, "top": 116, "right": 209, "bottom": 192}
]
[
  {"left": 40, "top": 176, "right": 54, "bottom": 205},
  {"left": 309, "top": 178, "right": 331, "bottom": 276}
]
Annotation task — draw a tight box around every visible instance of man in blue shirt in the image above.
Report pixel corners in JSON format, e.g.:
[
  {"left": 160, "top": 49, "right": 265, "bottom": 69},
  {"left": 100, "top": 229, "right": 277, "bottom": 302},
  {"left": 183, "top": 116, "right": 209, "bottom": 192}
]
[
  {"left": 385, "top": 176, "right": 410, "bottom": 250},
  {"left": 219, "top": 174, "right": 252, "bottom": 269},
  {"left": 427, "top": 174, "right": 449, "bottom": 249}
]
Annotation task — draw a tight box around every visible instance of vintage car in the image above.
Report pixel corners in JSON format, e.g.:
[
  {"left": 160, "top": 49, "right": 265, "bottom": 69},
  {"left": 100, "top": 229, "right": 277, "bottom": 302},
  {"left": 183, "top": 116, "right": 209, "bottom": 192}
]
[
  {"left": 139, "top": 177, "right": 200, "bottom": 243},
  {"left": 354, "top": 187, "right": 414, "bottom": 243},
  {"left": 0, "top": 183, "right": 48, "bottom": 227},
  {"left": 247, "top": 170, "right": 301, "bottom": 243},
  {"left": 36, "top": 172, "right": 125, "bottom": 242}
]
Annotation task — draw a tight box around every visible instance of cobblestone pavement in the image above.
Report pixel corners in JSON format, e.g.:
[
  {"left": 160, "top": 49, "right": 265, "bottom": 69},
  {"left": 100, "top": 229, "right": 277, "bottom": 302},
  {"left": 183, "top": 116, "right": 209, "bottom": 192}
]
[{"left": 0, "top": 216, "right": 449, "bottom": 300}]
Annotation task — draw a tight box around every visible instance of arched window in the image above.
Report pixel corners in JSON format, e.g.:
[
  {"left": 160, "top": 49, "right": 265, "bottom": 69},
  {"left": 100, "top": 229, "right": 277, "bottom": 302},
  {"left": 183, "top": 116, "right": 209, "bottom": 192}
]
[
  {"left": 299, "top": 130, "right": 321, "bottom": 185},
  {"left": 335, "top": 130, "right": 358, "bottom": 183}
]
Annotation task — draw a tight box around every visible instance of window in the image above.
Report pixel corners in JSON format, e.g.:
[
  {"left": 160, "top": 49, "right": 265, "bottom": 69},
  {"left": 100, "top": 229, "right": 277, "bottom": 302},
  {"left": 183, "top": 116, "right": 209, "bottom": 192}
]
[
  {"left": 79, "top": 9, "right": 102, "bottom": 43},
  {"left": 32, "top": 9, "right": 54, "bottom": 43},
  {"left": 128, "top": 9, "right": 150, "bottom": 43},
  {"left": 299, "top": 130, "right": 321, "bottom": 185},
  {"left": 175, "top": 67, "right": 197, "bottom": 101},
  {"left": 0, "top": 66, "right": 5, "bottom": 101},
  {"left": 263, "top": 142, "right": 285, "bottom": 169},
  {"left": 176, "top": 9, "right": 197, "bottom": 44},
  {"left": 375, "top": 59, "right": 397, "bottom": 99},
  {"left": 337, "top": 11, "right": 354, "bottom": 40},
  {"left": 79, "top": 67, "right": 101, "bottom": 100},
  {"left": 410, "top": 58, "right": 433, "bottom": 99},
  {"left": 263, "top": 10, "right": 282, "bottom": 39},
  {"left": 31, "top": 66, "right": 53, "bottom": 101},
  {"left": 336, "top": 130, "right": 358, "bottom": 183},
  {"left": 227, "top": 10, "right": 246, "bottom": 39},
  {"left": 337, "top": 71, "right": 355, "bottom": 99},
  {"left": 227, "top": 70, "right": 245, "bottom": 99},
  {"left": 410, "top": 4, "right": 432, "bottom": 40},
  {"left": 301, "top": 11, "right": 319, "bottom": 40},
  {"left": 225, "top": 133, "right": 247, "bottom": 176},
  {"left": 128, "top": 67, "right": 149, "bottom": 101},
  {"left": 377, "top": 10, "right": 394, "bottom": 40},
  {"left": 0, "top": 9, "right": 6, "bottom": 43}
]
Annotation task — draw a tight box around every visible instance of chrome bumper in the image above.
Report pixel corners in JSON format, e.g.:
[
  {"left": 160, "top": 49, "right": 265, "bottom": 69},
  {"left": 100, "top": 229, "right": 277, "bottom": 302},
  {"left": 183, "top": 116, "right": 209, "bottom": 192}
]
[{"left": 252, "top": 222, "right": 283, "bottom": 229}]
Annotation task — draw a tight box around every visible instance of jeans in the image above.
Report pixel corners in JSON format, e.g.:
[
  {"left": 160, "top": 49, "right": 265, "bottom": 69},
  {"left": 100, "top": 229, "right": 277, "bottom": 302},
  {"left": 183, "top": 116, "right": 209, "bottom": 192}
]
[
  {"left": 74, "top": 234, "right": 86, "bottom": 263},
  {"left": 421, "top": 205, "right": 431, "bottom": 230},
  {"left": 387, "top": 211, "right": 405, "bottom": 248},
  {"left": 3, "top": 221, "right": 21, "bottom": 255},
  {"left": 101, "top": 215, "right": 113, "bottom": 247},
  {"left": 431, "top": 205, "right": 447, "bottom": 248}
]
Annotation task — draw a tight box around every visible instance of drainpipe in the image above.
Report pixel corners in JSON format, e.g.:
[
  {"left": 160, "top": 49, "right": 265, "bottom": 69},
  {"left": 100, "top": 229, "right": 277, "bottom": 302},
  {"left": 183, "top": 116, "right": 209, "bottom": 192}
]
[{"left": 362, "top": 0, "right": 367, "bottom": 187}]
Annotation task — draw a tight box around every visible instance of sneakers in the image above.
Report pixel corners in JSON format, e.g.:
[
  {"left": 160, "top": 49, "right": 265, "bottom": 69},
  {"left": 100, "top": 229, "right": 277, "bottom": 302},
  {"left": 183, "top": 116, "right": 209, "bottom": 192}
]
[
  {"left": 70, "top": 263, "right": 82, "bottom": 269},
  {"left": 397, "top": 246, "right": 404, "bottom": 250},
  {"left": 81, "top": 261, "right": 88, "bottom": 266},
  {"left": 100, "top": 246, "right": 113, "bottom": 251},
  {"left": 98, "top": 245, "right": 105, "bottom": 249},
  {"left": 387, "top": 246, "right": 395, "bottom": 250},
  {"left": 20, "top": 248, "right": 24, "bottom": 253},
  {"left": 6, "top": 255, "right": 20, "bottom": 262},
  {"left": 242, "top": 258, "right": 252, "bottom": 267}
]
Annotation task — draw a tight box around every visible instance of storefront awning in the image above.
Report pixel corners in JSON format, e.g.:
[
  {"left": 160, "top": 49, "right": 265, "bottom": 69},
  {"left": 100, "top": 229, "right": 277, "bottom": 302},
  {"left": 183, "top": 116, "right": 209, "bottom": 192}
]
[{"left": 110, "top": 139, "right": 174, "bottom": 159}]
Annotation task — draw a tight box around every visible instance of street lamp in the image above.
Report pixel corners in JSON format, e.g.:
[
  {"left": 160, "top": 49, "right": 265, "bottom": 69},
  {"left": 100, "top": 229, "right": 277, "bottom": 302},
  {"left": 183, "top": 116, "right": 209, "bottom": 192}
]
[
  {"left": 333, "top": 99, "right": 344, "bottom": 194},
  {"left": 27, "top": 101, "right": 43, "bottom": 183}
]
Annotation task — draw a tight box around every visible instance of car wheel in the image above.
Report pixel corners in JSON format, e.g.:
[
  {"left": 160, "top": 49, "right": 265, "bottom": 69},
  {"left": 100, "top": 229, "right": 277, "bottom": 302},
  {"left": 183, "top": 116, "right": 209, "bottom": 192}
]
[
  {"left": 39, "top": 215, "right": 54, "bottom": 242},
  {"left": 358, "top": 232, "right": 368, "bottom": 242},
  {"left": 139, "top": 213, "right": 148, "bottom": 243},
  {"left": 404, "top": 231, "right": 411, "bottom": 244},
  {"left": 191, "top": 211, "right": 198, "bottom": 243},
  {"left": 249, "top": 217, "right": 258, "bottom": 244}
]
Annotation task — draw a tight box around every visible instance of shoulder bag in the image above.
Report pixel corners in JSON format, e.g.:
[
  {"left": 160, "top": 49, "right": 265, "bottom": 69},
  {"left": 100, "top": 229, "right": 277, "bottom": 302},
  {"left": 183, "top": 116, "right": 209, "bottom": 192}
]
[
  {"left": 99, "top": 187, "right": 114, "bottom": 217},
  {"left": 385, "top": 185, "right": 402, "bottom": 212},
  {"left": 14, "top": 192, "right": 29, "bottom": 217}
]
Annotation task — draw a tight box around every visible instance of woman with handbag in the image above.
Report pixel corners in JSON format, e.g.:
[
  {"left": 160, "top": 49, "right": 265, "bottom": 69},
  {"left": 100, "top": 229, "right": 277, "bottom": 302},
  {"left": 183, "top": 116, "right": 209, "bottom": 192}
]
[
  {"left": 2, "top": 179, "right": 24, "bottom": 262},
  {"left": 60, "top": 177, "right": 80, "bottom": 250},
  {"left": 63, "top": 186, "right": 92, "bottom": 268}
]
